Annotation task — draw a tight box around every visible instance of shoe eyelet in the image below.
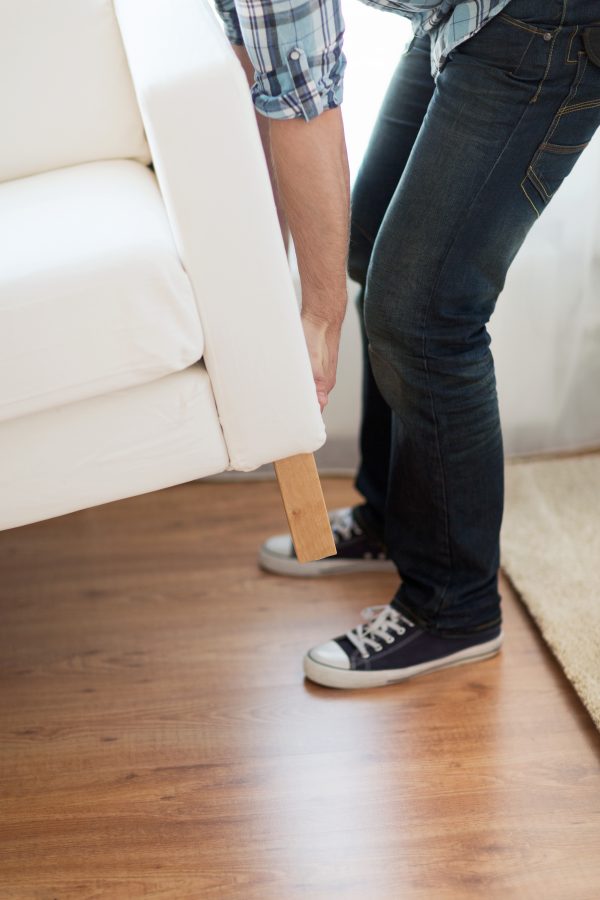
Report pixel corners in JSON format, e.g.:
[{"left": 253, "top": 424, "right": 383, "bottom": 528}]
[
  {"left": 385, "top": 636, "right": 393, "bottom": 644},
  {"left": 374, "top": 643, "right": 383, "bottom": 652}
]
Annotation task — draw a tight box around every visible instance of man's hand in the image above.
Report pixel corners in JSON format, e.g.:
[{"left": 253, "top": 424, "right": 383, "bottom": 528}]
[
  {"left": 301, "top": 311, "right": 343, "bottom": 412},
  {"left": 233, "top": 46, "right": 350, "bottom": 410}
]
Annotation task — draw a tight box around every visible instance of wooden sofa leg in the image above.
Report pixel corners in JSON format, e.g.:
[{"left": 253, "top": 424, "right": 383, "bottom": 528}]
[{"left": 273, "top": 453, "right": 336, "bottom": 563}]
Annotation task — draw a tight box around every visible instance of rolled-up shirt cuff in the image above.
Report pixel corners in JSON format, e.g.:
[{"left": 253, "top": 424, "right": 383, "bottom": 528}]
[
  {"left": 219, "top": 9, "right": 244, "bottom": 45},
  {"left": 252, "top": 45, "right": 346, "bottom": 121}
]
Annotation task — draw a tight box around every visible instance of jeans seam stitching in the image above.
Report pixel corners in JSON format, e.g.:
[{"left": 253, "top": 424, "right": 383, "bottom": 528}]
[
  {"left": 528, "top": 165, "right": 551, "bottom": 200},
  {"left": 530, "top": 28, "right": 560, "bottom": 104},
  {"left": 570, "top": 52, "right": 589, "bottom": 105},
  {"left": 560, "top": 98, "right": 600, "bottom": 114},
  {"left": 498, "top": 13, "right": 548, "bottom": 37},
  {"left": 512, "top": 32, "right": 536, "bottom": 78},
  {"left": 419, "top": 351, "right": 452, "bottom": 614},
  {"left": 566, "top": 26, "right": 579, "bottom": 64},
  {"left": 528, "top": 51, "right": 589, "bottom": 199},
  {"left": 520, "top": 177, "right": 541, "bottom": 216},
  {"left": 541, "top": 139, "right": 590, "bottom": 151}
]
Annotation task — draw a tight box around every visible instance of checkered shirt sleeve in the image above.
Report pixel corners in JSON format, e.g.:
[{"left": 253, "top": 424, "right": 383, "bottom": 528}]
[{"left": 213, "top": 0, "right": 346, "bottom": 121}]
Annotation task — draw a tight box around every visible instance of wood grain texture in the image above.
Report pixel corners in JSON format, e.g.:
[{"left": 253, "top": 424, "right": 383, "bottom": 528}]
[
  {"left": 0, "top": 478, "right": 599, "bottom": 899},
  {"left": 274, "top": 454, "right": 336, "bottom": 562}
]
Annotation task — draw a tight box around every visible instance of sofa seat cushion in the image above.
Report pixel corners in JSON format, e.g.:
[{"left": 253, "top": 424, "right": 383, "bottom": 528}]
[{"left": 0, "top": 160, "right": 204, "bottom": 422}]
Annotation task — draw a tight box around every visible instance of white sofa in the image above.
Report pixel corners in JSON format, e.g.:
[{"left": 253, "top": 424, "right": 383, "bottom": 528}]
[{"left": 0, "top": 0, "right": 329, "bottom": 540}]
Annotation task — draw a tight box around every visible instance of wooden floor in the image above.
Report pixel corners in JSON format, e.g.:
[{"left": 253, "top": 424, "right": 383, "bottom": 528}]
[{"left": 1, "top": 478, "right": 599, "bottom": 899}]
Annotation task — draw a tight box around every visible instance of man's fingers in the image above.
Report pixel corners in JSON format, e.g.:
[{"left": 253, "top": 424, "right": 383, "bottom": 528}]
[{"left": 301, "top": 312, "right": 341, "bottom": 413}]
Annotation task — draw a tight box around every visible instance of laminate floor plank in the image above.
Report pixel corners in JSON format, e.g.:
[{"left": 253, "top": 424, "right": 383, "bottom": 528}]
[{"left": 1, "top": 480, "right": 599, "bottom": 899}]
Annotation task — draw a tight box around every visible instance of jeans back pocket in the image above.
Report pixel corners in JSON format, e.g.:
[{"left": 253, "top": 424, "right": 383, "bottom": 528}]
[{"left": 522, "top": 27, "right": 600, "bottom": 213}]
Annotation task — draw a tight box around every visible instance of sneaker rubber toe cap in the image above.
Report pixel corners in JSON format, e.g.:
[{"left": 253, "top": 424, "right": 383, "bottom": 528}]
[
  {"left": 262, "top": 534, "right": 294, "bottom": 559},
  {"left": 307, "top": 640, "right": 351, "bottom": 670}
]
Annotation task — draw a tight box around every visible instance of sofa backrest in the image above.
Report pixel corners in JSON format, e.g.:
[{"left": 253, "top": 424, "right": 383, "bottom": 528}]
[{"left": 0, "top": 0, "right": 150, "bottom": 184}]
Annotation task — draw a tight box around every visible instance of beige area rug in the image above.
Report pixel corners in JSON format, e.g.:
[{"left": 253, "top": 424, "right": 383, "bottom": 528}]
[{"left": 502, "top": 453, "right": 600, "bottom": 730}]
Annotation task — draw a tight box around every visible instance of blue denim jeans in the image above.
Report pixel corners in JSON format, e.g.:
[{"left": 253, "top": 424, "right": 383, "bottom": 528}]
[{"left": 349, "top": 0, "right": 600, "bottom": 636}]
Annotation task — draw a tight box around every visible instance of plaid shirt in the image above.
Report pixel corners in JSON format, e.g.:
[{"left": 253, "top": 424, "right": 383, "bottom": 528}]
[{"left": 214, "top": 0, "right": 513, "bottom": 120}]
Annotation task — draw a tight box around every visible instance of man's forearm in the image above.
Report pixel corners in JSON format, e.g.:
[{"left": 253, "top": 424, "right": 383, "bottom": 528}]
[
  {"left": 269, "top": 109, "right": 350, "bottom": 409},
  {"left": 270, "top": 108, "right": 350, "bottom": 329}
]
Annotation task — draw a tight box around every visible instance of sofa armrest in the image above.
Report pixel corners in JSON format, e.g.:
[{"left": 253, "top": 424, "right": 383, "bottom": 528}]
[{"left": 114, "top": 0, "right": 326, "bottom": 471}]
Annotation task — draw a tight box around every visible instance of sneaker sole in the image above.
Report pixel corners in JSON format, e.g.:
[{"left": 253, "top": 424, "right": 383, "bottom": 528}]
[
  {"left": 259, "top": 548, "right": 397, "bottom": 578},
  {"left": 303, "top": 632, "right": 503, "bottom": 689}
]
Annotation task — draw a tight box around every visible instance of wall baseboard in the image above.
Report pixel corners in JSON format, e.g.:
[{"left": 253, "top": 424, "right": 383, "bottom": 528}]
[{"left": 205, "top": 438, "right": 600, "bottom": 483}]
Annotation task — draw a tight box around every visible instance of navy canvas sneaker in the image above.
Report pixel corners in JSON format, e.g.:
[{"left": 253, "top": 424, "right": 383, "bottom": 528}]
[
  {"left": 304, "top": 604, "right": 503, "bottom": 689},
  {"left": 259, "top": 506, "right": 396, "bottom": 577}
]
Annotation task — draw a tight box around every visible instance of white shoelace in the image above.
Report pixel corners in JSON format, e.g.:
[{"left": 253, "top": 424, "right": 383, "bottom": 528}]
[
  {"left": 346, "top": 605, "right": 415, "bottom": 660},
  {"left": 329, "top": 507, "right": 362, "bottom": 542}
]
